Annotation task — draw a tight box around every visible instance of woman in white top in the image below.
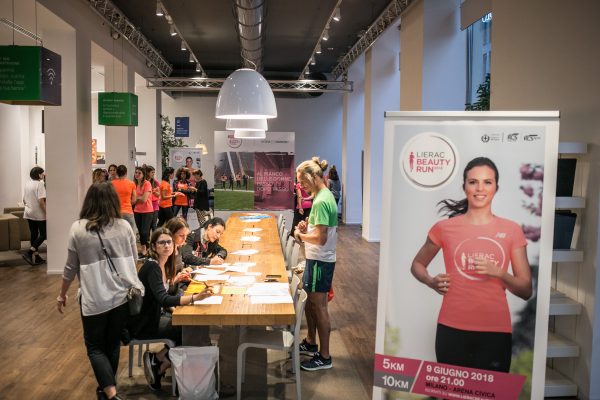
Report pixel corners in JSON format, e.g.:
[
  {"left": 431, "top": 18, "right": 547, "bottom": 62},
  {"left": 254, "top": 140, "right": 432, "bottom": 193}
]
[
  {"left": 22, "top": 166, "right": 46, "bottom": 265},
  {"left": 57, "top": 183, "right": 144, "bottom": 400}
]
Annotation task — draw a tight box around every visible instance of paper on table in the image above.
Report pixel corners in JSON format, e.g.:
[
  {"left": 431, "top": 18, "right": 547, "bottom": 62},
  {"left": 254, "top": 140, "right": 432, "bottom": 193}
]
[
  {"left": 225, "top": 265, "right": 248, "bottom": 273},
  {"left": 192, "top": 268, "right": 225, "bottom": 275},
  {"left": 192, "top": 274, "right": 230, "bottom": 282},
  {"left": 250, "top": 295, "right": 293, "bottom": 304},
  {"left": 241, "top": 236, "right": 261, "bottom": 242},
  {"left": 232, "top": 262, "right": 256, "bottom": 268},
  {"left": 227, "top": 275, "right": 257, "bottom": 286},
  {"left": 243, "top": 228, "right": 263, "bottom": 233},
  {"left": 246, "top": 282, "right": 290, "bottom": 296},
  {"left": 230, "top": 249, "right": 259, "bottom": 255},
  {"left": 240, "top": 218, "right": 260, "bottom": 223},
  {"left": 194, "top": 296, "right": 223, "bottom": 305},
  {"left": 221, "top": 286, "right": 248, "bottom": 295}
]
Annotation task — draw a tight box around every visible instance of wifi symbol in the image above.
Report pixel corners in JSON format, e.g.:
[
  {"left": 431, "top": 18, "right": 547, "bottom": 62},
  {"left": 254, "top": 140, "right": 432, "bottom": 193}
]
[{"left": 47, "top": 68, "right": 56, "bottom": 85}]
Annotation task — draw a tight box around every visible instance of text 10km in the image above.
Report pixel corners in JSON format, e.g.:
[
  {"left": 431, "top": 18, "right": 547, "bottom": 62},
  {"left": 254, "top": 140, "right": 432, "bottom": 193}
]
[{"left": 381, "top": 375, "right": 410, "bottom": 390}]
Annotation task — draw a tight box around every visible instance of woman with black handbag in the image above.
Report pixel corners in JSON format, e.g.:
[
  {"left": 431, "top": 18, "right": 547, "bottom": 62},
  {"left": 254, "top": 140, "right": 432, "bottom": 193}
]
[{"left": 56, "top": 183, "right": 144, "bottom": 400}]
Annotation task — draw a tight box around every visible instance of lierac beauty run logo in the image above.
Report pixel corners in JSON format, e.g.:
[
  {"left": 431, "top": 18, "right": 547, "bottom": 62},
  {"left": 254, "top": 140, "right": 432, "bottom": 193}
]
[
  {"left": 400, "top": 132, "right": 458, "bottom": 190},
  {"left": 227, "top": 135, "right": 242, "bottom": 148},
  {"left": 453, "top": 237, "right": 505, "bottom": 281}
]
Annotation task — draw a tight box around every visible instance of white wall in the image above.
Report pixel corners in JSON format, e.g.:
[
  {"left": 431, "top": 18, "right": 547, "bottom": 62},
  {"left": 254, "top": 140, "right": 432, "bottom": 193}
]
[
  {"left": 161, "top": 93, "right": 343, "bottom": 191},
  {"left": 491, "top": 0, "right": 600, "bottom": 398}
]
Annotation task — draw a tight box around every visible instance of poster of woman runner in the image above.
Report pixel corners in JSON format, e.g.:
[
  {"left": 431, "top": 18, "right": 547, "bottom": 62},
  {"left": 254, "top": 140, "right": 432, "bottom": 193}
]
[{"left": 373, "top": 112, "right": 559, "bottom": 400}]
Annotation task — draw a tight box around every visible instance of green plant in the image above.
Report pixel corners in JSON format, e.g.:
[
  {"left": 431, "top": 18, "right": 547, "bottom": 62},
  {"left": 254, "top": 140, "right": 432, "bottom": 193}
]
[
  {"left": 160, "top": 115, "right": 184, "bottom": 170},
  {"left": 465, "top": 73, "right": 490, "bottom": 111}
]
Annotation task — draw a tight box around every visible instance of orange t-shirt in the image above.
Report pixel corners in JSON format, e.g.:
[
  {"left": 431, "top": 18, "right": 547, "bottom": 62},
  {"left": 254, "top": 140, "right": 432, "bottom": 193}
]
[
  {"left": 428, "top": 215, "right": 527, "bottom": 333},
  {"left": 134, "top": 180, "right": 153, "bottom": 213},
  {"left": 111, "top": 179, "right": 136, "bottom": 214},
  {"left": 173, "top": 180, "right": 190, "bottom": 206},
  {"left": 159, "top": 180, "right": 173, "bottom": 208}
]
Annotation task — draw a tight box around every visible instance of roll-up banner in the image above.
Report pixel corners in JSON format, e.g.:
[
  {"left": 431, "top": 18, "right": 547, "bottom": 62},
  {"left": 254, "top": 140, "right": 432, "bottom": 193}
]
[
  {"left": 373, "top": 111, "right": 559, "bottom": 400},
  {"left": 213, "top": 131, "right": 295, "bottom": 211}
]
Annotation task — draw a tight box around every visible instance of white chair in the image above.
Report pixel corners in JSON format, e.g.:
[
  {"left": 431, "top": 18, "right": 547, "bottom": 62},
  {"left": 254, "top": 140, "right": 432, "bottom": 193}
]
[
  {"left": 290, "top": 274, "right": 301, "bottom": 307},
  {"left": 284, "top": 236, "right": 294, "bottom": 266},
  {"left": 128, "top": 338, "right": 177, "bottom": 396},
  {"left": 281, "top": 228, "right": 289, "bottom": 252},
  {"left": 277, "top": 213, "right": 284, "bottom": 229},
  {"left": 236, "top": 289, "right": 307, "bottom": 400},
  {"left": 288, "top": 243, "right": 300, "bottom": 275}
]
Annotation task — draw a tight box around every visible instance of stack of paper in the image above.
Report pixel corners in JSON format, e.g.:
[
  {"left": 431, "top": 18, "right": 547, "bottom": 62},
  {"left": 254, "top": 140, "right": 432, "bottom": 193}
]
[
  {"left": 241, "top": 236, "right": 261, "bottom": 242},
  {"left": 194, "top": 296, "right": 223, "bottom": 305},
  {"left": 227, "top": 275, "right": 257, "bottom": 286},
  {"left": 231, "top": 249, "right": 259, "bottom": 256},
  {"left": 243, "top": 228, "right": 263, "bottom": 233},
  {"left": 192, "top": 274, "right": 230, "bottom": 282}
]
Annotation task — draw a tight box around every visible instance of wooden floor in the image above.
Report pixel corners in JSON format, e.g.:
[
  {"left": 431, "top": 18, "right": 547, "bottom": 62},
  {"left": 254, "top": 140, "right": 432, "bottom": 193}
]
[{"left": 0, "top": 224, "right": 380, "bottom": 399}]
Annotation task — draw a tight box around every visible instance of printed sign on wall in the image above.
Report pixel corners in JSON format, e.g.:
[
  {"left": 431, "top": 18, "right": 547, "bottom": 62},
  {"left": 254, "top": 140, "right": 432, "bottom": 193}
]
[
  {"left": 213, "top": 131, "right": 295, "bottom": 211},
  {"left": 175, "top": 117, "right": 190, "bottom": 137},
  {"left": 373, "top": 112, "right": 559, "bottom": 400}
]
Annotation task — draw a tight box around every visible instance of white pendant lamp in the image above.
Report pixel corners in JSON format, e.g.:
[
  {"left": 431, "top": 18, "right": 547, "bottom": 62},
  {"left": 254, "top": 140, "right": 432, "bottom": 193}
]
[
  {"left": 234, "top": 130, "right": 266, "bottom": 139},
  {"left": 226, "top": 118, "right": 268, "bottom": 131},
  {"left": 195, "top": 142, "right": 208, "bottom": 155},
  {"left": 215, "top": 68, "right": 277, "bottom": 119}
]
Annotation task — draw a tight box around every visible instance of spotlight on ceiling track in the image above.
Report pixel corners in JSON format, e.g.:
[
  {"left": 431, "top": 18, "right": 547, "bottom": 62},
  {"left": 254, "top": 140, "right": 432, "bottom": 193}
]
[
  {"left": 181, "top": 40, "right": 187, "bottom": 51},
  {"left": 315, "top": 43, "right": 322, "bottom": 54},
  {"left": 155, "top": 1, "right": 163, "bottom": 17},
  {"left": 189, "top": 54, "right": 195, "bottom": 63},
  {"left": 333, "top": 7, "right": 341, "bottom": 22},
  {"left": 169, "top": 25, "right": 177, "bottom": 36},
  {"left": 322, "top": 28, "right": 329, "bottom": 41},
  {"left": 196, "top": 65, "right": 201, "bottom": 72},
  {"left": 310, "top": 56, "right": 316, "bottom": 65}
]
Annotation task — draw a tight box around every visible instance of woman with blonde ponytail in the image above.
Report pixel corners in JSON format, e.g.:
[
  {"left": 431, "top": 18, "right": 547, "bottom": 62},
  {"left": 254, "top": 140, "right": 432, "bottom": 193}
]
[{"left": 294, "top": 156, "right": 338, "bottom": 371}]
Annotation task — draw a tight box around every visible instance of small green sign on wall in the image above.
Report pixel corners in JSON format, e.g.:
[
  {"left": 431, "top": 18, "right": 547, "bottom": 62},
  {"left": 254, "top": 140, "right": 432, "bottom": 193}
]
[
  {"left": 0, "top": 45, "right": 61, "bottom": 106},
  {"left": 98, "top": 92, "right": 138, "bottom": 126}
]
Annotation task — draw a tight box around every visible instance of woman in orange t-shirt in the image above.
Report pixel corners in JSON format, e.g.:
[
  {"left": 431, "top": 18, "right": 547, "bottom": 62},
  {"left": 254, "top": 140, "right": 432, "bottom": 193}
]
[
  {"left": 158, "top": 167, "right": 181, "bottom": 227},
  {"left": 133, "top": 167, "right": 154, "bottom": 257},
  {"left": 172, "top": 167, "right": 196, "bottom": 221},
  {"left": 111, "top": 165, "right": 137, "bottom": 234},
  {"left": 411, "top": 157, "right": 532, "bottom": 373}
]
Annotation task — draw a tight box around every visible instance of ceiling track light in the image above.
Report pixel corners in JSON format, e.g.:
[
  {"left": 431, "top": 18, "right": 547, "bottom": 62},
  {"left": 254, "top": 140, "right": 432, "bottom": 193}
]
[
  {"left": 169, "top": 25, "right": 177, "bottom": 36},
  {"left": 155, "top": 1, "right": 164, "bottom": 17},
  {"left": 310, "top": 56, "right": 316, "bottom": 65},
  {"left": 181, "top": 40, "right": 187, "bottom": 51},
  {"left": 333, "top": 7, "right": 341, "bottom": 22},
  {"left": 322, "top": 28, "right": 329, "bottom": 41},
  {"left": 315, "top": 43, "right": 322, "bottom": 54},
  {"left": 189, "top": 54, "right": 195, "bottom": 63},
  {"left": 196, "top": 65, "right": 201, "bottom": 72}
]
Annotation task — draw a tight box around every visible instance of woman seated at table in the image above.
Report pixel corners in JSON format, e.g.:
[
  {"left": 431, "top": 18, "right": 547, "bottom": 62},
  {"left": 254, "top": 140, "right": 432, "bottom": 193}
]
[
  {"left": 128, "top": 227, "right": 212, "bottom": 390},
  {"left": 180, "top": 217, "right": 228, "bottom": 266},
  {"left": 164, "top": 217, "right": 192, "bottom": 275}
]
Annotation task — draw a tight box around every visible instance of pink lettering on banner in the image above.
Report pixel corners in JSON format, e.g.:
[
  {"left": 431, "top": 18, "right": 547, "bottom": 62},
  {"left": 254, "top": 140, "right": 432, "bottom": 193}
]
[
  {"left": 374, "top": 354, "right": 422, "bottom": 376},
  {"left": 412, "top": 361, "right": 526, "bottom": 400}
]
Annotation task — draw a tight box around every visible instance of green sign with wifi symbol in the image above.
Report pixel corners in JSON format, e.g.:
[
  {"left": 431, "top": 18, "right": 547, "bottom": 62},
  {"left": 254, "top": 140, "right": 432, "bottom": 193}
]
[{"left": 0, "top": 45, "right": 61, "bottom": 106}]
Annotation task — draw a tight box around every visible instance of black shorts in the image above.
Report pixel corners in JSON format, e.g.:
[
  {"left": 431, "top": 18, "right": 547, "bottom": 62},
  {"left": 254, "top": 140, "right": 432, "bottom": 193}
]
[
  {"left": 303, "top": 259, "right": 335, "bottom": 293},
  {"left": 435, "top": 323, "right": 512, "bottom": 372}
]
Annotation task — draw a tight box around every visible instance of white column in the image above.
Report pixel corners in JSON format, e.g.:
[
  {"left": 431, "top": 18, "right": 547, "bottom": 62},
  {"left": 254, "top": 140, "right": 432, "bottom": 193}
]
[
  {"left": 0, "top": 105, "right": 25, "bottom": 211},
  {"left": 362, "top": 25, "right": 400, "bottom": 242},
  {"left": 341, "top": 55, "right": 365, "bottom": 225},
  {"left": 136, "top": 83, "right": 162, "bottom": 175},
  {"left": 104, "top": 55, "right": 136, "bottom": 171},
  {"left": 44, "top": 28, "right": 92, "bottom": 274}
]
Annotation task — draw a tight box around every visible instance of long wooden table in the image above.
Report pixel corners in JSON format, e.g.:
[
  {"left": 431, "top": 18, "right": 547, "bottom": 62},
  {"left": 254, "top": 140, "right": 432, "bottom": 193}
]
[{"left": 172, "top": 212, "right": 295, "bottom": 327}]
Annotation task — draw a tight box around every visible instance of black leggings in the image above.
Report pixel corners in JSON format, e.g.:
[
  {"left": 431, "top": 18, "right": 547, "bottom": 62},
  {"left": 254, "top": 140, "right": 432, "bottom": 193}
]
[
  {"left": 173, "top": 205, "right": 189, "bottom": 220},
  {"left": 158, "top": 206, "right": 174, "bottom": 227},
  {"left": 435, "top": 323, "right": 512, "bottom": 372},
  {"left": 134, "top": 212, "right": 153, "bottom": 246},
  {"left": 27, "top": 219, "right": 46, "bottom": 250}
]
